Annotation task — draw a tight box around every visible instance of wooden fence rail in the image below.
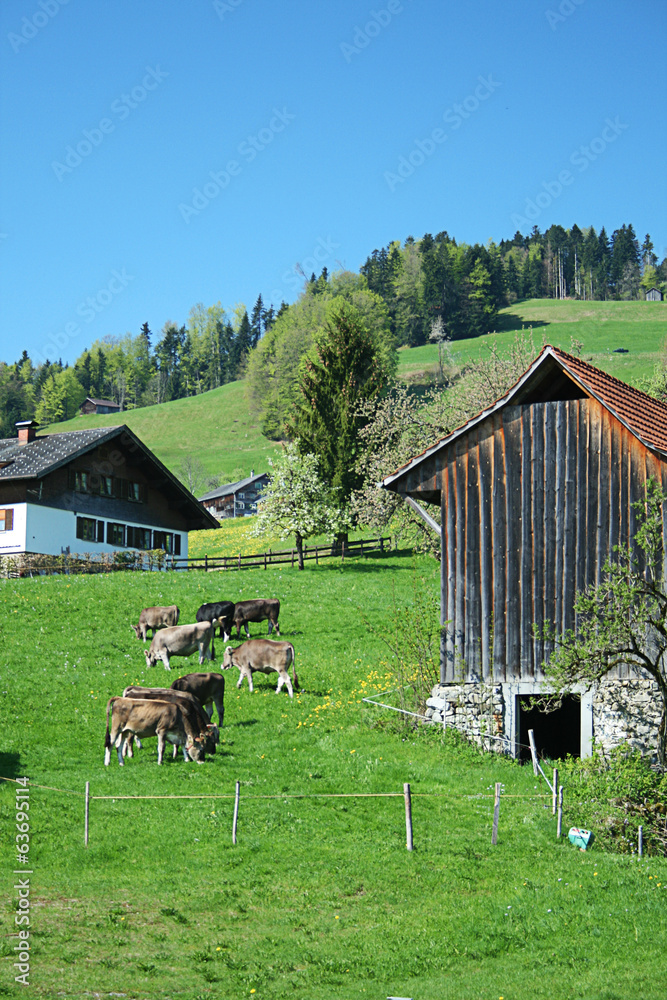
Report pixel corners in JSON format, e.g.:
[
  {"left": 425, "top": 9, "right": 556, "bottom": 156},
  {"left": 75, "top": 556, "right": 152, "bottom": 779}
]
[{"left": 0, "top": 537, "right": 392, "bottom": 578}]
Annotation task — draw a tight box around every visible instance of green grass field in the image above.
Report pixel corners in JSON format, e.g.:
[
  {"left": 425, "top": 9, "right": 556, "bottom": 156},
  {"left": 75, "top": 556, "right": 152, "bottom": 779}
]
[
  {"left": 398, "top": 299, "right": 667, "bottom": 387},
  {"left": 1, "top": 554, "right": 666, "bottom": 999}
]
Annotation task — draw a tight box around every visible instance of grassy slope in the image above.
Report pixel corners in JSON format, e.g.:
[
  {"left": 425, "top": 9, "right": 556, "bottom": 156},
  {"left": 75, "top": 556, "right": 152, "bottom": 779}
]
[
  {"left": 47, "top": 379, "right": 282, "bottom": 484},
  {"left": 398, "top": 298, "right": 667, "bottom": 386},
  {"left": 1, "top": 557, "right": 665, "bottom": 1000},
  {"left": 44, "top": 302, "right": 667, "bottom": 486}
]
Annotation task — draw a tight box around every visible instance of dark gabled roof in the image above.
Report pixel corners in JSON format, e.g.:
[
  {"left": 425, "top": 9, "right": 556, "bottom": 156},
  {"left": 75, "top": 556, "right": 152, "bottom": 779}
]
[
  {"left": 0, "top": 424, "right": 218, "bottom": 529},
  {"left": 198, "top": 472, "right": 268, "bottom": 503},
  {"left": 82, "top": 397, "right": 120, "bottom": 409},
  {"left": 382, "top": 345, "right": 667, "bottom": 493},
  {"left": 0, "top": 426, "right": 121, "bottom": 479}
]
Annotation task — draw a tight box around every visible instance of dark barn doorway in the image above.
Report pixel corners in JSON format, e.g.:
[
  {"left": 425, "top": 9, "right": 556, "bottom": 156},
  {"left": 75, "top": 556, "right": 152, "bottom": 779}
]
[{"left": 517, "top": 695, "right": 581, "bottom": 761}]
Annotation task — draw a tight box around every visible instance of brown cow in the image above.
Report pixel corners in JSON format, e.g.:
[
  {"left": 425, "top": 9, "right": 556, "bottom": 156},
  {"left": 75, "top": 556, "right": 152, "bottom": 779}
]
[
  {"left": 121, "top": 685, "right": 219, "bottom": 755},
  {"left": 131, "top": 605, "right": 180, "bottom": 641},
  {"left": 144, "top": 620, "right": 217, "bottom": 671},
  {"left": 103, "top": 697, "right": 206, "bottom": 766},
  {"left": 170, "top": 672, "right": 226, "bottom": 728},
  {"left": 233, "top": 598, "right": 280, "bottom": 639},
  {"left": 223, "top": 639, "right": 298, "bottom": 698}
]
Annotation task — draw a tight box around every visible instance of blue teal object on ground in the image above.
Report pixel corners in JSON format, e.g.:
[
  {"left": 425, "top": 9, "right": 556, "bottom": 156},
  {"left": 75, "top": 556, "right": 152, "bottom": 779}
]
[{"left": 568, "top": 827, "right": 594, "bottom": 850}]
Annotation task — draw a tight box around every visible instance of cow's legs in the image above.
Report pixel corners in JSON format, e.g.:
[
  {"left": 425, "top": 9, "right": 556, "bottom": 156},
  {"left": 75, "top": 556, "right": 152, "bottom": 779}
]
[
  {"left": 160, "top": 651, "right": 171, "bottom": 670},
  {"left": 157, "top": 732, "right": 166, "bottom": 764},
  {"left": 275, "top": 671, "right": 293, "bottom": 698},
  {"left": 214, "top": 698, "right": 224, "bottom": 727}
]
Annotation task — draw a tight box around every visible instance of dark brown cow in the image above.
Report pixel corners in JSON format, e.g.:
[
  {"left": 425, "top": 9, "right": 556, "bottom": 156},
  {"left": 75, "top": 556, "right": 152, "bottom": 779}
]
[
  {"left": 144, "top": 620, "right": 217, "bottom": 670},
  {"left": 223, "top": 639, "right": 298, "bottom": 698},
  {"left": 233, "top": 598, "right": 280, "bottom": 639},
  {"left": 170, "top": 672, "right": 226, "bottom": 727},
  {"left": 131, "top": 605, "right": 180, "bottom": 641},
  {"left": 122, "top": 686, "right": 219, "bottom": 754},
  {"left": 103, "top": 697, "right": 207, "bottom": 766}
]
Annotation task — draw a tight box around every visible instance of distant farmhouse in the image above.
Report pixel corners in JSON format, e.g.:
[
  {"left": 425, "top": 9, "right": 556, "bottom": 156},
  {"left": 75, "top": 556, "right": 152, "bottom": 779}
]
[
  {"left": 645, "top": 287, "right": 663, "bottom": 302},
  {"left": 383, "top": 346, "right": 667, "bottom": 761},
  {"left": 0, "top": 421, "right": 217, "bottom": 559},
  {"left": 199, "top": 472, "right": 269, "bottom": 519},
  {"left": 79, "top": 397, "right": 122, "bottom": 416}
]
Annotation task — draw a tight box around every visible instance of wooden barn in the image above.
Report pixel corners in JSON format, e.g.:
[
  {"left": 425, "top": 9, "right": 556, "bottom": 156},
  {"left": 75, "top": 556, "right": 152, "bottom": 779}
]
[{"left": 382, "top": 345, "right": 667, "bottom": 760}]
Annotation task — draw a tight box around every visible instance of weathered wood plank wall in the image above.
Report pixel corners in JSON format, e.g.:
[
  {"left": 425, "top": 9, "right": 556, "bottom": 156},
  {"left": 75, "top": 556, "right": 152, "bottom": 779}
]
[{"left": 440, "top": 399, "right": 667, "bottom": 683}]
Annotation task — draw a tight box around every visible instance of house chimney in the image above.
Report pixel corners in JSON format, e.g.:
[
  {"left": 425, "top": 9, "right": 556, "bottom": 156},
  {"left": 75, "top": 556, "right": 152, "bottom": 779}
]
[{"left": 16, "top": 420, "right": 38, "bottom": 445}]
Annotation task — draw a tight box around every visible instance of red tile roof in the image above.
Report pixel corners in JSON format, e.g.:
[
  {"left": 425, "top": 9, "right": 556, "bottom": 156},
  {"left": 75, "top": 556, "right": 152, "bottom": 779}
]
[{"left": 544, "top": 346, "right": 667, "bottom": 454}]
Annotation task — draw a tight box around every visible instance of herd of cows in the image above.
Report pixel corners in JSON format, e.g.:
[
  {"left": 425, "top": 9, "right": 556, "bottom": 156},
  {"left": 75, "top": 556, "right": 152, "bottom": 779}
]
[{"left": 103, "top": 597, "right": 299, "bottom": 767}]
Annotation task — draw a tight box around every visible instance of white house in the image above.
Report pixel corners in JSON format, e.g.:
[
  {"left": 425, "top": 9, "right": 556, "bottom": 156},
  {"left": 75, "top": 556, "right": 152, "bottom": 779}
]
[{"left": 0, "top": 421, "right": 217, "bottom": 559}]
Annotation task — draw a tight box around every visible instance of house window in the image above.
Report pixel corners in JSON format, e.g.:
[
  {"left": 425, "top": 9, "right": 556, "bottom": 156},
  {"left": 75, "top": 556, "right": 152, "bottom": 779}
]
[
  {"left": 153, "top": 530, "right": 173, "bottom": 553},
  {"left": 107, "top": 522, "right": 126, "bottom": 546},
  {"left": 127, "top": 481, "right": 142, "bottom": 502},
  {"left": 127, "top": 525, "right": 152, "bottom": 550},
  {"left": 174, "top": 534, "right": 181, "bottom": 556},
  {"left": 99, "top": 476, "right": 113, "bottom": 496},
  {"left": 76, "top": 517, "right": 103, "bottom": 543},
  {"left": 74, "top": 471, "right": 89, "bottom": 492},
  {"left": 0, "top": 509, "right": 14, "bottom": 532}
]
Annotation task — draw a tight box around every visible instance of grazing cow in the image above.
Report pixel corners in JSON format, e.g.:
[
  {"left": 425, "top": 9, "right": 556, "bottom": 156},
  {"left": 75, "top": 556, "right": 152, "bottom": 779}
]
[
  {"left": 144, "top": 620, "right": 217, "bottom": 671},
  {"left": 131, "top": 605, "right": 180, "bottom": 641},
  {"left": 223, "top": 639, "right": 298, "bottom": 698},
  {"left": 103, "top": 697, "right": 207, "bottom": 766},
  {"left": 233, "top": 598, "right": 280, "bottom": 639},
  {"left": 170, "top": 672, "right": 226, "bottom": 728},
  {"left": 122, "top": 686, "right": 219, "bottom": 754},
  {"left": 196, "top": 601, "right": 235, "bottom": 640}
]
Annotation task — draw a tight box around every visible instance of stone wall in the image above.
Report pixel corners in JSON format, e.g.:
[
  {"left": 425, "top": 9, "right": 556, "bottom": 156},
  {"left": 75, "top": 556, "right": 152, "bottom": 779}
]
[
  {"left": 426, "top": 676, "right": 662, "bottom": 760},
  {"left": 426, "top": 682, "right": 510, "bottom": 753},
  {"left": 593, "top": 677, "right": 662, "bottom": 758}
]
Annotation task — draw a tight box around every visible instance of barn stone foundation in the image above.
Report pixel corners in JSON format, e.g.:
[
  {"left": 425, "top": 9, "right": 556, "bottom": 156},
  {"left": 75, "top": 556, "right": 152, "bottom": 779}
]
[{"left": 426, "top": 676, "right": 662, "bottom": 761}]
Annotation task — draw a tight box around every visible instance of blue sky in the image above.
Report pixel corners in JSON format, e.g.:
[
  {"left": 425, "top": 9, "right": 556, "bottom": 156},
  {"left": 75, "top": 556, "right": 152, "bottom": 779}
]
[{"left": 1, "top": 0, "right": 665, "bottom": 367}]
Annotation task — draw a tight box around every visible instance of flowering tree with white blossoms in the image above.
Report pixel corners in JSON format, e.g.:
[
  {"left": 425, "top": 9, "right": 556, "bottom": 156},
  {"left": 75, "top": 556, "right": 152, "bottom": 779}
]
[{"left": 252, "top": 441, "right": 350, "bottom": 570}]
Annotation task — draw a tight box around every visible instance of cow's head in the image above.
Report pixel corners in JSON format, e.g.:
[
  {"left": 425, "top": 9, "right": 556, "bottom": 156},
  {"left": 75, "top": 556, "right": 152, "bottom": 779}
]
[
  {"left": 222, "top": 646, "right": 235, "bottom": 669},
  {"left": 131, "top": 625, "right": 142, "bottom": 640},
  {"left": 186, "top": 734, "right": 206, "bottom": 763},
  {"left": 144, "top": 648, "right": 155, "bottom": 667}
]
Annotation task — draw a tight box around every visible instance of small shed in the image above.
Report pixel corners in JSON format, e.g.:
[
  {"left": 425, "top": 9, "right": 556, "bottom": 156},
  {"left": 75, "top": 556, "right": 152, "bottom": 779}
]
[
  {"left": 645, "top": 288, "right": 663, "bottom": 302},
  {"left": 382, "top": 346, "right": 667, "bottom": 760},
  {"left": 79, "top": 397, "right": 121, "bottom": 416}
]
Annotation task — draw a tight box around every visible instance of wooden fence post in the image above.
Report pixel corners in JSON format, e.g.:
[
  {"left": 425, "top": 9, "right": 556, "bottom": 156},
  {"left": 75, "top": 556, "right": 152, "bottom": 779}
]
[
  {"left": 552, "top": 768, "right": 559, "bottom": 815},
  {"left": 528, "top": 729, "right": 539, "bottom": 776},
  {"left": 404, "top": 783, "right": 413, "bottom": 851},
  {"left": 84, "top": 781, "right": 90, "bottom": 846},
  {"left": 264, "top": 551, "right": 267, "bottom": 570},
  {"left": 638, "top": 825, "right": 643, "bottom": 858},
  {"left": 291, "top": 549, "right": 295, "bottom": 568},
  {"left": 315, "top": 545, "right": 318, "bottom": 565},
  {"left": 491, "top": 782, "right": 501, "bottom": 844},
  {"left": 232, "top": 781, "right": 240, "bottom": 845},
  {"left": 238, "top": 553, "right": 241, "bottom": 569},
  {"left": 204, "top": 554, "right": 208, "bottom": 572},
  {"left": 556, "top": 785, "right": 564, "bottom": 838}
]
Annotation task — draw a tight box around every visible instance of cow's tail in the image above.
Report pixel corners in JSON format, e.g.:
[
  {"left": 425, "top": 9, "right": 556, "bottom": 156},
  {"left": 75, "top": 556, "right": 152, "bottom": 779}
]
[
  {"left": 289, "top": 644, "right": 299, "bottom": 689},
  {"left": 104, "top": 697, "right": 116, "bottom": 749}
]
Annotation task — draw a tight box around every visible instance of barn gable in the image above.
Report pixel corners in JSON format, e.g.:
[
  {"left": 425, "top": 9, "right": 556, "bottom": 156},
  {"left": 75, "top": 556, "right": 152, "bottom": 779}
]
[{"left": 382, "top": 346, "right": 667, "bottom": 759}]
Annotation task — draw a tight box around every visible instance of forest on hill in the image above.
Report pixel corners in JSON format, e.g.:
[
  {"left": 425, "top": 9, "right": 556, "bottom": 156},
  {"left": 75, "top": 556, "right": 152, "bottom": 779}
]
[{"left": 0, "top": 220, "right": 665, "bottom": 439}]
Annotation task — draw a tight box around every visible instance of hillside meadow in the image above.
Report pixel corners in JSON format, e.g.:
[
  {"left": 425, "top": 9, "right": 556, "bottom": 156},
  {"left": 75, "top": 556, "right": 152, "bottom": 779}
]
[
  {"left": 1, "top": 553, "right": 666, "bottom": 1000},
  {"left": 46, "top": 300, "right": 667, "bottom": 482}
]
